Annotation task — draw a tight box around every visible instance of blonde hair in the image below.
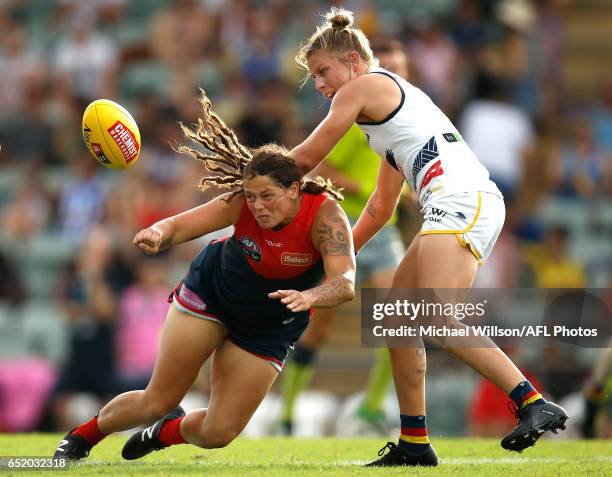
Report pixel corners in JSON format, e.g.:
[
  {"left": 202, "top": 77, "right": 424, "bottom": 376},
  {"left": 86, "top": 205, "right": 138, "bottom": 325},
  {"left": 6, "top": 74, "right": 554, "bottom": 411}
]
[
  {"left": 178, "top": 91, "right": 343, "bottom": 202},
  {"left": 296, "top": 7, "right": 377, "bottom": 80}
]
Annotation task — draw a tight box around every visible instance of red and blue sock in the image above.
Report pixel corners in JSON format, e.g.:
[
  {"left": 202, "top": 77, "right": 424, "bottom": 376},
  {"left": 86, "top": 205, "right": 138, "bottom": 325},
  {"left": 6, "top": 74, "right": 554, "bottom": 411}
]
[
  {"left": 509, "top": 380, "right": 545, "bottom": 409},
  {"left": 398, "top": 415, "right": 430, "bottom": 455}
]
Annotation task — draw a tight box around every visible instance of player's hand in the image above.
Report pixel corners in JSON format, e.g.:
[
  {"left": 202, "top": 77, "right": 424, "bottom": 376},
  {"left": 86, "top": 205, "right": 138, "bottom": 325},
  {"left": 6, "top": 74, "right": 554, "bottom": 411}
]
[
  {"left": 133, "top": 227, "right": 164, "bottom": 255},
  {"left": 268, "top": 289, "right": 312, "bottom": 312}
]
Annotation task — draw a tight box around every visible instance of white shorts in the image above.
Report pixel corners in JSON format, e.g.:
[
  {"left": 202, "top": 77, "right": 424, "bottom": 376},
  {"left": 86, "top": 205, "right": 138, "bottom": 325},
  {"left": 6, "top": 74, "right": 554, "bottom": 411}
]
[{"left": 420, "top": 191, "right": 505, "bottom": 263}]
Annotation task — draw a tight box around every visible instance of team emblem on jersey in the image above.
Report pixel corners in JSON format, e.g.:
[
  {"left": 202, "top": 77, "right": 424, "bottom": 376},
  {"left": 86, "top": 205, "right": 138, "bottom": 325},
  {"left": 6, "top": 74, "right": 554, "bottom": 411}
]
[{"left": 240, "top": 236, "right": 261, "bottom": 262}]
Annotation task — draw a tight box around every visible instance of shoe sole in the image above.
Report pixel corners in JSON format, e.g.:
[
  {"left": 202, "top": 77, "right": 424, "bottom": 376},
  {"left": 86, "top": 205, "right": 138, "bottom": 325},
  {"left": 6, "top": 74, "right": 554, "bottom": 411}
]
[{"left": 501, "top": 411, "right": 569, "bottom": 452}]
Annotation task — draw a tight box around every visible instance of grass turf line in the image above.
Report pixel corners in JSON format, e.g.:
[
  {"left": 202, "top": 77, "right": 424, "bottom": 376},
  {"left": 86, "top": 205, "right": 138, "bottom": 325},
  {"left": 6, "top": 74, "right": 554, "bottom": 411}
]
[{"left": 1, "top": 435, "right": 610, "bottom": 476}]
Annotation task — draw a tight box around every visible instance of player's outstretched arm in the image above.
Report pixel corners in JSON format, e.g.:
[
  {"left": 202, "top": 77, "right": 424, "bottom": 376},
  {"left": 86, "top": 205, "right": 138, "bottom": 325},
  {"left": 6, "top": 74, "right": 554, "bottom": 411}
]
[
  {"left": 268, "top": 199, "right": 356, "bottom": 311},
  {"left": 352, "top": 159, "right": 404, "bottom": 252},
  {"left": 133, "top": 192, "right": 242, "bottom": 255},
  {"left": 290, "top": 81, "right": 365, "bottom": 175}
]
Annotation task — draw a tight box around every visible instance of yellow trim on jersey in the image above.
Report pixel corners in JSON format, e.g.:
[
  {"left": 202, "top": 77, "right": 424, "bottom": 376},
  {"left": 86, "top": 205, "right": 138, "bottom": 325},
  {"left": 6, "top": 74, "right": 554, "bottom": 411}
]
[
  {"left": 399, "top": 435, "right": 430, "bottom": 444},
  {"left": 420, "top": 192, "right": 482, "bottom": 236}
]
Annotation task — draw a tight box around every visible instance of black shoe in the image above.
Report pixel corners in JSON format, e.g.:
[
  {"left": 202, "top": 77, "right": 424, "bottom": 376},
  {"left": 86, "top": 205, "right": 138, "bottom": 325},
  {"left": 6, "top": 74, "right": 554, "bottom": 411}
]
[
  {"left": 501, "top": 401, "right": 569, "bottom": 452},
  {"left": 364, "top": 442, "right": 438, "bottom": 467},
  {"left": 53, "top": 430, "right": 92, "bottom": 461},
  {"left": 122, "top": 406, "right": 186, "bottom": 460}
]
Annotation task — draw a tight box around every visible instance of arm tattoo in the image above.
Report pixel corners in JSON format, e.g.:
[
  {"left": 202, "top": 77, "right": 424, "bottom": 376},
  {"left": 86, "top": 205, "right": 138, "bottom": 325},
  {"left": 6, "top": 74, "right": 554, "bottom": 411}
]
[
  {"left": 316, "top": 208, "right": 351, "bottom": 256},
  {"left": 305, "top": 275, "right": 354, "bottom": 307},
  {"left": 366, "top": 203, "right": 377, "bottom": 218}
]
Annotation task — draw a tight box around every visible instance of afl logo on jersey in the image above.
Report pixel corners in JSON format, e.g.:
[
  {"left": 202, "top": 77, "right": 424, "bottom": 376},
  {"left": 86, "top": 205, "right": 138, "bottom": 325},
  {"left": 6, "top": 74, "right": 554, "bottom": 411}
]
[{"left": 239, "top": 236, "right": 261, "bottom": 262}]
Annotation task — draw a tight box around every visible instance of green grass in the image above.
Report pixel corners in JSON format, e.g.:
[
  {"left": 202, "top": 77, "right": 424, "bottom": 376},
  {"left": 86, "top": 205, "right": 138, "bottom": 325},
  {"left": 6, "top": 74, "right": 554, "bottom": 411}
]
[{"left": 1, "top": 435, "right": 610, "bottom": 476}]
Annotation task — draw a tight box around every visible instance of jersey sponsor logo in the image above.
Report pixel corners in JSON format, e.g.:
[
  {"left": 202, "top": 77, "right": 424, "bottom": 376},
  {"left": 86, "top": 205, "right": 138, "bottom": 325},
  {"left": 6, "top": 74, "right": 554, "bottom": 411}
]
[
  {"left": 91, "top": 142, "right": 111, "bottom": 164},
  {"left": 107, "top": 120, "right": 139, "bottom": 163},
  {"left": 178, "top": 284, "right": 207, "bottom": 311},
  {"left": 442, "top": 132, "right": 460, "bottom": 143},
  {"left": 424, "top": 207, "right": 466, "bottom": 223},
  {"left": 240, "top": 236, "right": 261, "bottom": 262},
  {"left": 265, "top": 239, "right": 283, "bottom": 248},
  {"left": 281, "top": 252, "right": 312, "bottom": 266}
]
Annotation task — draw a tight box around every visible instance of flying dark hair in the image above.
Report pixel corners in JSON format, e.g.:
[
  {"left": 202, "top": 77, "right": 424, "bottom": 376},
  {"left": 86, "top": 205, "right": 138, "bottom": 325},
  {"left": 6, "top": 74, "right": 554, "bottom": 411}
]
[{"left": 178, "top": 91, "right": 343, "bottom": 202}]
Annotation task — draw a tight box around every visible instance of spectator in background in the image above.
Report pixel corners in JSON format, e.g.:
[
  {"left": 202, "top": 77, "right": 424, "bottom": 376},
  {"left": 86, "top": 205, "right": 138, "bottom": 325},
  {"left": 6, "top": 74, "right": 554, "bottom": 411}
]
[
  {"left": 51, "top": 225, "right": 134, "bottom": 431},
  {"left": 0, "top": 251, "right": 27, "bottom": 308},
  {"left": 0, "top": 20, "right": 45, "bottom": 120},
  {"left": 523, "top": 225, "right": 587, "bottom": 288},
  {"left": 1, "top": 175, "right": 51, "bottom": 243},
  {"left": 53, "top": 5, "right": 118, "bottom": 101},
  {"left": 149, "top": 0, "right": 215, "bottom": 68},
  {"left": 408, "top": 21, "right": 460, "bottom": 115},
  {"left": 237, "top": 79, "right": 301, "bottom": 147},
  {"left": 115, "top": 255, "right": 170, "bottom": 392},
  {"left": 555, "top": 120, "right": 611, "bottom": 199},
  {"left": 590, "top": 73, "right": 612, "bottom": 154},
  {"left": 240, "top": 7, "right": 283, "bottom": 83},
  {"left": 460, "top": 72, "right": 535, "bottom": 202},
  {"left": 57, "top": 155, "right": 108, "bottom": 245}
]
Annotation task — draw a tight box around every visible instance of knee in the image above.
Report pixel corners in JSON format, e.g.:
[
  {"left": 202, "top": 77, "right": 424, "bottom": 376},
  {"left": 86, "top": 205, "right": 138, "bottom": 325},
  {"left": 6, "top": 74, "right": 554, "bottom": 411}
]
[
  {"left": 200, "top": 426, "right": 240, "bottom": 449},
  {"left": 142, "top": 394, "right": 181, "bottom": 422}
]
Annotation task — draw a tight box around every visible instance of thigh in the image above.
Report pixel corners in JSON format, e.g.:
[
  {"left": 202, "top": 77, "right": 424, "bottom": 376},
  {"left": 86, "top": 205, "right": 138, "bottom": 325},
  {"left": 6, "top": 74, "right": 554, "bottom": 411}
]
[
  {"left": 417, "top": 233, "right": 478, "bottom": 288},
  {"left": 144, "top": 304, "right": 228, "bottom": 406},
  {"left": 204, "top": 340, "right": 278, "bottom": 434},
  {"left": 301, "top": 307, "right": 336, "bottom": 348}
]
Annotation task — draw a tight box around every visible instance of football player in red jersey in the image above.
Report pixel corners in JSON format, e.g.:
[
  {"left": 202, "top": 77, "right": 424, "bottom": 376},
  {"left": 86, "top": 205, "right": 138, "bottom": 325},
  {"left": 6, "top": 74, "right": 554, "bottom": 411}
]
[{"left": 53, "top": 95, "right": 356, "bottom": 462}]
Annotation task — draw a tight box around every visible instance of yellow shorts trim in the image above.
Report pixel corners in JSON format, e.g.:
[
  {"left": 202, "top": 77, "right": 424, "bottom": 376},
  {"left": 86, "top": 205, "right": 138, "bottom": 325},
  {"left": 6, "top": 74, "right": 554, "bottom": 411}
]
[
  {"left": 455, "top": 234, "right": 483, "bottom": 264},
  {"left": 421, "top": 192, "right": 482, "bottom": 235}
]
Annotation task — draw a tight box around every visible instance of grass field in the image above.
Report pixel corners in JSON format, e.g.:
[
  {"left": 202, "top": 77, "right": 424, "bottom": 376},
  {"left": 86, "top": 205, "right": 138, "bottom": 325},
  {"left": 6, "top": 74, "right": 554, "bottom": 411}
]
[{"left": 1, "top": 435, "right": 610, "bottom": 476}]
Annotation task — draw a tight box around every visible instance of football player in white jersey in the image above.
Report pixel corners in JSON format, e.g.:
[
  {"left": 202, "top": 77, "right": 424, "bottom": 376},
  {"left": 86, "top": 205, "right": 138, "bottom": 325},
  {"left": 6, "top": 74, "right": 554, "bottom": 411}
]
[{"left": 289, "top": 7, "right": 569, "bottom": 467}]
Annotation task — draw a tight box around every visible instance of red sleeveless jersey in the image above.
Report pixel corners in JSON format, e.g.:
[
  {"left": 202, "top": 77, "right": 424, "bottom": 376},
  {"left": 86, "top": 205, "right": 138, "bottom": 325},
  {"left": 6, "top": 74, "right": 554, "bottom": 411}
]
[{"left": 233, "top": 192, "right": 327, "bottom": 279}]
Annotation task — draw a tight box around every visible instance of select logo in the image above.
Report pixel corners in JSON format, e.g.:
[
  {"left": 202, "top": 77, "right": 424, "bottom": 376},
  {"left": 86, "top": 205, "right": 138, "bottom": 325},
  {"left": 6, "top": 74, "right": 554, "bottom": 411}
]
[{"left": 281, "top": 252, "right": 312, "bottom": 266}]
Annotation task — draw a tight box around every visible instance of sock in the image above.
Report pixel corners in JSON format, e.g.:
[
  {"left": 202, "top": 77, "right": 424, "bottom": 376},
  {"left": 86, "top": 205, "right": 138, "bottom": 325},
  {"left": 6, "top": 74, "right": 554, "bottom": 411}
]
[
  {"left": 280, "top": 345, "right": 316, "bottom": 424},
  {"left": 359, "top": 348, "right": 392, "bottom": 418},
  {"left": 509, "top": 380, "right": 546, "bottom": 409},
  {"left": 159, "top": 417, "right": 186, "bottom": 446},
  {"left": 398, "top": 415, "right": 430, "bottom": 455},
  {"left": 72, "top": 416, "right": 108, "bottom": 446}
]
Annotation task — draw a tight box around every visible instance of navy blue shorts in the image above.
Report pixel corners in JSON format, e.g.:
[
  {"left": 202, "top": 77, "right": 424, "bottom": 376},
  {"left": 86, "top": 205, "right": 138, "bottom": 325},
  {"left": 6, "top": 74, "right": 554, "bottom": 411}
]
[{"left": 170, "top": 240, "right": 316, "bottom": 371}]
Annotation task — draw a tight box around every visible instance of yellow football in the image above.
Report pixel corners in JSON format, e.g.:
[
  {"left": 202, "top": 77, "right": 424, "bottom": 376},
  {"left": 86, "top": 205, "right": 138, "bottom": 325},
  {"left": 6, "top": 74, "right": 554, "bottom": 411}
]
[{"left": 82, "top": 99, "right": 141, "bottom": 169}]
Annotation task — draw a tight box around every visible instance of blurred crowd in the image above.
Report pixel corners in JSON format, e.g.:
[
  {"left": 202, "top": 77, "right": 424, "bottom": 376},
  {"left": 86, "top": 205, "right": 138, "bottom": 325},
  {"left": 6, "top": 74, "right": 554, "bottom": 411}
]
[{"left": 0, "top": 0, "right": 610, "bottom": 436}]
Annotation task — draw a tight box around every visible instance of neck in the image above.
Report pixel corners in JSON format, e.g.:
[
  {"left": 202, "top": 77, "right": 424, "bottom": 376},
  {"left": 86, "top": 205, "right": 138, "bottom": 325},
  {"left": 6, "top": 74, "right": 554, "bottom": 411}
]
[{"left": 274, "top": 193, "right": 302, "bottom": 230}]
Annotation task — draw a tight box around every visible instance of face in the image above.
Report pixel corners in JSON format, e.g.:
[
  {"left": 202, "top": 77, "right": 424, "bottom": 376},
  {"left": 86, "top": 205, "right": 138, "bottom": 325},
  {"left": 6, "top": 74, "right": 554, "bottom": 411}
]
[
  {"left": 243, "top": 175, "right": 300, "bottom": 229},
  {"left": 307, "top": 50, "right": 358, "bottom": 100},
  {"left": 378, "top": 51, "right": 410, "bottom": 79}
]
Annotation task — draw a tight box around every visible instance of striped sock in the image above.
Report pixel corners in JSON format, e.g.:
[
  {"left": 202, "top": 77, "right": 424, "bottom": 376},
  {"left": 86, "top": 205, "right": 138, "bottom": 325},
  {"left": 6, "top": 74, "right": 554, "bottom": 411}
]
[
  {"left": 398, "top": 415, "right": 430, "bottom": 455},
  {"left": 509, "top": 380, "right": 545, "bottom": 409}
]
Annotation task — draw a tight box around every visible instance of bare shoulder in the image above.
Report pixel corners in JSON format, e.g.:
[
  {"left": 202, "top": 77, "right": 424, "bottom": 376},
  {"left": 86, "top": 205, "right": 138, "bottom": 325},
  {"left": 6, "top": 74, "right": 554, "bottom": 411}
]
[
  {"left": 312, "top": 197, "right": 352, "bottom": 256},
  {"left": 217, "top": 191, "right": 244, "bottom": 224}
]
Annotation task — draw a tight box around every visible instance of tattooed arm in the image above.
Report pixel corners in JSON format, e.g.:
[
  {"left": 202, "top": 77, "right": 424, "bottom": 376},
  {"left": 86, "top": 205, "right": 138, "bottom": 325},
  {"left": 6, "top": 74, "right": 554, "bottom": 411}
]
[
  {"left": 352, "top": 159, "right": 404, "bottom": 252},
  {"left": 268, "top": 199, "right": 356, "bottom": 311}
]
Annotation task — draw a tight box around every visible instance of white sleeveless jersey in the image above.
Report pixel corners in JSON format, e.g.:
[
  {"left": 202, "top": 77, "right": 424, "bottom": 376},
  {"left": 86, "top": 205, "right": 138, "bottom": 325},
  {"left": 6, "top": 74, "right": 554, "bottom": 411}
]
[{"left": 356, "top": 68, "right": 502, "bottom": 206}]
